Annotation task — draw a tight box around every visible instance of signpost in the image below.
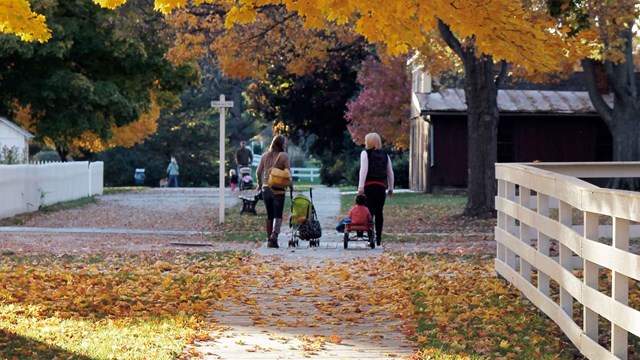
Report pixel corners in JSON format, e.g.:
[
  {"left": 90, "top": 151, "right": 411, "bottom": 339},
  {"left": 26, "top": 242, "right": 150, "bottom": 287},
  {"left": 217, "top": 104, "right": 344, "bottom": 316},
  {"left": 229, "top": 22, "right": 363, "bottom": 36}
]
[{"left": 211, "top": 94, "right": 234, "bottom": 224}]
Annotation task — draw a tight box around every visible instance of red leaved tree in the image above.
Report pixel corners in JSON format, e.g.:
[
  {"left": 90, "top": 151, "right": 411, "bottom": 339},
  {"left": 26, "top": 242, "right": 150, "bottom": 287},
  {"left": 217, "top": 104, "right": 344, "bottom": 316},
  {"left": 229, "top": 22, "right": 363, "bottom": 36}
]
[{"left": 345, "top": 56, "right": 411, "bottom": 150}]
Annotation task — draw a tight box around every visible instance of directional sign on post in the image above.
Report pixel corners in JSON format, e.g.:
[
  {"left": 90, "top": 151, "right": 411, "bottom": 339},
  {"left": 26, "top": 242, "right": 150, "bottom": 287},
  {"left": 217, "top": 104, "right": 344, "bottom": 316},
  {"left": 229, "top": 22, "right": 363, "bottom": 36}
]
[{"left": 211, "top": 94, "right": 234, "bottom": 224}]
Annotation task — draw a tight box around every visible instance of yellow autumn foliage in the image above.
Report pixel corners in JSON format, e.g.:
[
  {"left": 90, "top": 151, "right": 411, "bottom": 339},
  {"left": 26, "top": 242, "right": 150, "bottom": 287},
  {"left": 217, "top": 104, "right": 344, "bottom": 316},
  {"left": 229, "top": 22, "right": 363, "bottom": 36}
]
[
  {"left": 69, "top": 94, "right": 161, "bottom": 154},
  {"left": 7, "top": 0, "right": 599, "bottom": 75},
  {"left": 12, "top": 94, "right": 160, "bottom": 155},
  {"left": 0, "top": 0, "right": 51, "bottom": 42}
]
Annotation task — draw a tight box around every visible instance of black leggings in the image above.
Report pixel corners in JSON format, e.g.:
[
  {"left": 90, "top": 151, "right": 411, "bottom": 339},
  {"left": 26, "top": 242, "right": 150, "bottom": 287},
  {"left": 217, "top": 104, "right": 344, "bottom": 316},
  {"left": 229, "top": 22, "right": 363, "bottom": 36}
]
[
  {"left": 263, "top": 187, "right": 285, "bottom": 219},
  {"left": 364, "top": 184, "right": 386, "bottom": 240}
]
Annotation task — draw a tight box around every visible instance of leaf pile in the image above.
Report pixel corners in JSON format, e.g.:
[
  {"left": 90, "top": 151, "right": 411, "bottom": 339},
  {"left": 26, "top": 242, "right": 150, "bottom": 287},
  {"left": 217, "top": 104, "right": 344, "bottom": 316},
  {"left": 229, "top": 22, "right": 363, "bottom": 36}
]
[
  {"left": 0, "top": 252, "right": 247, "bottom": 359},
  {"left": 410, "top": 255, "right": 581, "bottom": 359}
]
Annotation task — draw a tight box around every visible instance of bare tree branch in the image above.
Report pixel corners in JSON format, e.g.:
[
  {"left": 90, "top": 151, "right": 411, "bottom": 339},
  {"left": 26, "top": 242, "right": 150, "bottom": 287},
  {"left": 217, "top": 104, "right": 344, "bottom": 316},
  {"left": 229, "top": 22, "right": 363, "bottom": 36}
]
[{"left": 437, "top": 18, "right": 464, "bottom": 60}]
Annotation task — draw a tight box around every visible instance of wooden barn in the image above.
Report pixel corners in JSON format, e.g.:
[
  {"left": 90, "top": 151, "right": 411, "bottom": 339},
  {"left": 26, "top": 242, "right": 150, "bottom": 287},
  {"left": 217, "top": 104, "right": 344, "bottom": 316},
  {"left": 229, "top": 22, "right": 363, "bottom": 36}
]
[{"left": 409, "top": 88, "right": 613, "bottom": 193}]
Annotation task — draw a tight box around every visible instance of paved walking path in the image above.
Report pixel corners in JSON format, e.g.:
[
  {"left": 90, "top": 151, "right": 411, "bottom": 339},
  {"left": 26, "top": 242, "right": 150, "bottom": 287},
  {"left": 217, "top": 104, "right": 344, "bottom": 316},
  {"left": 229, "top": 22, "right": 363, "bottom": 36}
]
[{"left": 190, "top": 186, "right": 416, "bottom": 359}]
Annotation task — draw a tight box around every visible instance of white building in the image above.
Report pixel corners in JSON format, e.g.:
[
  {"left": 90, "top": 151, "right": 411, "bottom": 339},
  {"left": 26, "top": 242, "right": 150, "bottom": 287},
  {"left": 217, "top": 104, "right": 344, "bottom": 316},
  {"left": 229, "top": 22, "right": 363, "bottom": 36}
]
[{"left": 0, "top": 116, "right": 34, "bottom": 164}]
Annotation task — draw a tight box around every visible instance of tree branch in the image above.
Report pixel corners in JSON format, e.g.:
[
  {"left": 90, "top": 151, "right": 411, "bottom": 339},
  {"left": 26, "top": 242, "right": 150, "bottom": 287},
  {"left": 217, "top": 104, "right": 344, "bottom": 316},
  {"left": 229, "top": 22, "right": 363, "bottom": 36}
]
[
  {"left": 240, "top": 12, "right": 297, "bottom": 45},
  {"left": 437, "top": 18, "right": 465, "bottom": 60},
  {"left": 581, "top": 58, "right": 613, "bottom": 126},
  {"left": 603, "top": 60, "right": 628, "bottom": 99},
  {"left": 494, "top": 60, "right": 508, "bottom": 88}
]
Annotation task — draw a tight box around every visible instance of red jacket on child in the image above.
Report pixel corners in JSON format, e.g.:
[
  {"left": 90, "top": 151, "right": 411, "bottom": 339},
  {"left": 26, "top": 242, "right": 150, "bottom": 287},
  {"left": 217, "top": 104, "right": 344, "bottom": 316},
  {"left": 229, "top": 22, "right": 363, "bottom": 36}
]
[{"left": 348, "top": 205, "right": 372, "bottom": 225}]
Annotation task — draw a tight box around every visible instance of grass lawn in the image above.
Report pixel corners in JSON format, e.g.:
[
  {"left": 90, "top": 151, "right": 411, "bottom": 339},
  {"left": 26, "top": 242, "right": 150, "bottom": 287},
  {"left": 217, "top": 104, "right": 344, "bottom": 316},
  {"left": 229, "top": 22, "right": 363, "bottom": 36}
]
[{"left": 340, "top": 191, "right": 495, "bottom": 242}]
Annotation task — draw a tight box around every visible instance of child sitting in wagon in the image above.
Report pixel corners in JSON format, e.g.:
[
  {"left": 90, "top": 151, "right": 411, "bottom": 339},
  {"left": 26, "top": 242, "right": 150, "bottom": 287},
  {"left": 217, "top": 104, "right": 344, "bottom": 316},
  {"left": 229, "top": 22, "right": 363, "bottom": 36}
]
[{"left": 336, "top": 194, "right": 372, "bottom": 233}]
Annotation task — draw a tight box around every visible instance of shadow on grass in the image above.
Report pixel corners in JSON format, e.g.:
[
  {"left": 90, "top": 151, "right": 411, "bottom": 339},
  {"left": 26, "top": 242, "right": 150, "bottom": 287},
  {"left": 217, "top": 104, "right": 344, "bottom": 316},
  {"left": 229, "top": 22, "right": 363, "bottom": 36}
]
[{"left": 0, "top": 329, "right": 94, "bottom": 359}]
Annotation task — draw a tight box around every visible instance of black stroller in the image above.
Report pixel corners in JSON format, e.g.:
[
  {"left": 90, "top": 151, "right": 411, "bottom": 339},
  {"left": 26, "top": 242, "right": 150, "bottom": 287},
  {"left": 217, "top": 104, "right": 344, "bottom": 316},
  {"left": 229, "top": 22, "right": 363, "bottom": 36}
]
[
  {"left": 289, "top": 188, "right": 322, "bottom": 247},
  {"left": 239, "top": 167, "right": 253, "bottom": 191}
]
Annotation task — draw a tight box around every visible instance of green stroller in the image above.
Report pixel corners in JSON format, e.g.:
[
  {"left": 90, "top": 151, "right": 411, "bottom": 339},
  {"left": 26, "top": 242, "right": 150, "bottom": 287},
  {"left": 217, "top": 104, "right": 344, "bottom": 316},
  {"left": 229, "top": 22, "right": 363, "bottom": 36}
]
[{"left": 289, "top": 188, "right": 322, "bottom": 247}]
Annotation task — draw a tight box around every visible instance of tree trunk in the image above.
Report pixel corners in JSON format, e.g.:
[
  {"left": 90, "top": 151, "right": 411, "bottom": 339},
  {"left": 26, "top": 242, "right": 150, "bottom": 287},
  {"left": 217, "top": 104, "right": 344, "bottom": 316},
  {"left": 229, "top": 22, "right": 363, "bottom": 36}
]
[
  {"left": 608, "top": 102, "right": 640, "bottom": 189},
  {"left": 582, "top": 27, "right": 640, "bottom": 190},
  {"left": 462, "top": 56, "right": 499, "bottom": 217},
  {"left": 438, "top": 19, "right": 503, "bottom": 218}
]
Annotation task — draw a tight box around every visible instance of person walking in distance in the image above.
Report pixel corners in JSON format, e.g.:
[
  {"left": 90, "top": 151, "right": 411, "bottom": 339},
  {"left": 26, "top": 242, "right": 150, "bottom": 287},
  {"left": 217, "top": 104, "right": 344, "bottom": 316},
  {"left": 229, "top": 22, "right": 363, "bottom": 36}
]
[
  {"left": 256, "top": 135, "right": 293, "bottom": 248},
  {"left": 166, "top": 157, "right": 180, "bottom": 187},
  {"left": 235, "top": 141, "right": 253, "bottom": 173},
  {"left": 357, "top": 132, "right": 394, "bottom": 246}
]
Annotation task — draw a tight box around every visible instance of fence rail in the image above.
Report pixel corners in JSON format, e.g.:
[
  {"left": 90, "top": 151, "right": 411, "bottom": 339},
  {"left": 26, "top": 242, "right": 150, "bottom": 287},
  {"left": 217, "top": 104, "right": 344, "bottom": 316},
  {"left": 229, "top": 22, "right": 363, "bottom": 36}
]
[
  {"left": 495, "top": 162, "right": 640, "bottom": 360},
  {"left": 290, "top": 167, "right": 320, "bottom": 181},
  {"left": 0, "top": 161, "right": 103, "bottom": 219}
]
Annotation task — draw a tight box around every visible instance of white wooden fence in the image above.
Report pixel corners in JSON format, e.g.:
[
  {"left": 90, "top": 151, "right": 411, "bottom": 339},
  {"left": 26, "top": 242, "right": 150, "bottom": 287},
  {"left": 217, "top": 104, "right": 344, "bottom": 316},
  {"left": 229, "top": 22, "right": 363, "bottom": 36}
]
[
  {"left": 290, "top": 167, "right": 320, "bottom": 181},
  {"left": 495, "top": 162, "right": 640, "bottom": 360},
  {"left": 0, "top": 161, "right": 103, "bottom": 219}
]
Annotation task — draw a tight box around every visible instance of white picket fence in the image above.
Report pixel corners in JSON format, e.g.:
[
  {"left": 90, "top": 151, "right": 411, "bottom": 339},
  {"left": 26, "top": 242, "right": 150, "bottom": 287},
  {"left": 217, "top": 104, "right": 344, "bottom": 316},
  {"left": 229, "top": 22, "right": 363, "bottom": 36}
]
[
  {"left": 495, "top": 162, "right": 640, "bottom": 360},
  {"left": 0, "top": 161, "right": 103, "bottom": 219},
  {"left": 290, "top": 167, "right": 320, "bottom": 181}
]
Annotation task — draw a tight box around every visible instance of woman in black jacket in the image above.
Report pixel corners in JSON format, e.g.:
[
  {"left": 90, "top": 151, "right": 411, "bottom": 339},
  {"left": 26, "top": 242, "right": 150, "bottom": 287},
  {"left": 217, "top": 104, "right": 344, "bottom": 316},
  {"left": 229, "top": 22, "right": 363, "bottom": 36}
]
[{"left": 357, "top": 132, "right": 394, "bottom": 246}]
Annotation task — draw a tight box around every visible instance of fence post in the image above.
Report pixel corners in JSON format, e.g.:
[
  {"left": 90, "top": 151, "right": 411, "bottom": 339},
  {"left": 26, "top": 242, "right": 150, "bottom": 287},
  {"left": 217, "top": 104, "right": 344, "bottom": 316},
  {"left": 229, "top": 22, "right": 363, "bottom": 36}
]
[
  {"left": 559, "top": 200, "right": 573, "bottom": 316},
  {"left": 497, "top": 179, "right": 506, "bottom": 263},
  {"left": 612, "top": 217, "right": 630, "bottom": 360},
  {"left": 505, "top": 182, "right": 517, "bottom": 269},
  {"left": 583, "top": 211, "right": 599, "bottom": 341},
  {"left": 519, "top": 186, "right": 532, "bottom": 282},
  {"left": 537, "top": 193, "right": 550, "bottom": 296}
]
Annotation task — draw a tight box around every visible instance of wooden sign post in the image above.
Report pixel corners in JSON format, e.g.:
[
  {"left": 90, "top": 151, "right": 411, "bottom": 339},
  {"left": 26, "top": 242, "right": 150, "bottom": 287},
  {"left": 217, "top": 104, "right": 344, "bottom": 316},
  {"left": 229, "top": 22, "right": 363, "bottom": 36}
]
[{"left": 211, "top": 94, "right": 234, "bottom": 224}]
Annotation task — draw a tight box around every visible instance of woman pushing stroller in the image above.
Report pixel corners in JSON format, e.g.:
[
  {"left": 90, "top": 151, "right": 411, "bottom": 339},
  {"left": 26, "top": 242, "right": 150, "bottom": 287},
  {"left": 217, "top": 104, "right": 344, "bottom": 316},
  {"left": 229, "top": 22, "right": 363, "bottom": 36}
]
[{"left": 256, "top": 135, "right": 293, "bottom": 248}]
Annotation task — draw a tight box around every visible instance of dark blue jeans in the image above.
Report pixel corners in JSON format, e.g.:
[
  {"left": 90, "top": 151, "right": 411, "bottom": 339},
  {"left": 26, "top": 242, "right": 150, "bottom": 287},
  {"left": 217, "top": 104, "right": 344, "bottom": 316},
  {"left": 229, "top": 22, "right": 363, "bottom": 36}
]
[{"left": 168, "top": 175, "right": 179, "bottom": 187}]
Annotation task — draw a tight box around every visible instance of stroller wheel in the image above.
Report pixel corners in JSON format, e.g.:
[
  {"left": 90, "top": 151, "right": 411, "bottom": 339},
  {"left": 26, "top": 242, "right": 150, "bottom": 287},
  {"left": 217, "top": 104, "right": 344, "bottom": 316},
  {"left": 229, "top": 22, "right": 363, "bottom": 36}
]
[{"left": 343, "top": 233, "right": 348, "bottom": 249}]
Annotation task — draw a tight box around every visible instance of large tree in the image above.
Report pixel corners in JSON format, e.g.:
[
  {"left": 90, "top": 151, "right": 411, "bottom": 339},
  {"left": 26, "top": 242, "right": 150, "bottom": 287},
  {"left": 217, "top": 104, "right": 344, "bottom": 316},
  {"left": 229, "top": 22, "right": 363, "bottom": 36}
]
[
  {"left": 0, "top": 0, "right": 195, "bottom": 160},
  {"left": 546, "top": 0, "right": 640, "bottom": 190}
]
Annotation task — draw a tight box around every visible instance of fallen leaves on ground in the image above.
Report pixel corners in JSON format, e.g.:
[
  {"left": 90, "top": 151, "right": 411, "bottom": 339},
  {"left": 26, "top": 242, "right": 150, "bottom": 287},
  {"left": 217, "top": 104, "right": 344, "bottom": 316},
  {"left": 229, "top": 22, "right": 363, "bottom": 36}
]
[
  {"left": 0, "top": 252, "right": 247, "bottom": 359},
  {"left": 0, "top": 248, "right": 593, "bottom": 359}
]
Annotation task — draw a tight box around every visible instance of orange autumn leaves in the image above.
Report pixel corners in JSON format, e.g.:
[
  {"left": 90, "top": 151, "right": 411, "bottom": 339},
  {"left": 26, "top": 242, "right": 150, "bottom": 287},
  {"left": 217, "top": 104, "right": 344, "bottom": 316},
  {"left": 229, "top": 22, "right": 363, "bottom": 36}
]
[
  {"left": 0, "top": 253, "right": 237, "bottom": 320},
  {"left": 411, "top": 255, "right": 575, "bottom": 359},
  {"left": 0, "top": 251, "right": 576, "bottom": 359}
]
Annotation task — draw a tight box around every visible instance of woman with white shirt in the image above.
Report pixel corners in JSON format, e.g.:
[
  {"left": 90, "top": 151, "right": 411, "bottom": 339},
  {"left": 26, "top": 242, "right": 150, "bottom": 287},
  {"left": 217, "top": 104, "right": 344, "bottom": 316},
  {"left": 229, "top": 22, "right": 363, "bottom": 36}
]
[{"left": 357, "top": 132, "right": 394, "bottom": 246}]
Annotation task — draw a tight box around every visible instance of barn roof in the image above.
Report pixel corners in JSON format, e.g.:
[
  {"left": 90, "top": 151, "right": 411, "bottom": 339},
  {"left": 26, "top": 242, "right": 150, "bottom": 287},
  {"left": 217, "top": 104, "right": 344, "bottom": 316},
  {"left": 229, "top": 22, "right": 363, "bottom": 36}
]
[
  {"left": 414, "top": 89, "right": 613, "bottom": 115},
  {"left": 0, "top": 117, "right": 34, "bottom": 139}
]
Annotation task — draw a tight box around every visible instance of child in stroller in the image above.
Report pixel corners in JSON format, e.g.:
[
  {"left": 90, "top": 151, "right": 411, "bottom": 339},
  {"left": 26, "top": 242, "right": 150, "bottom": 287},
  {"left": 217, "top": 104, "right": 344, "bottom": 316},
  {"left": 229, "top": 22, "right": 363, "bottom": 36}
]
[
  {"left": 239, "top": 167, "right": 253, "bottom": 191},
  {"left": 289, "top": 188, "right": 321, "bottom": 247},
  {"left": 339, "top": 194, "right": 375, "bottom": 249}
]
